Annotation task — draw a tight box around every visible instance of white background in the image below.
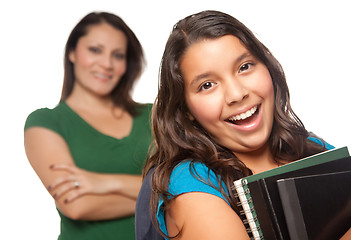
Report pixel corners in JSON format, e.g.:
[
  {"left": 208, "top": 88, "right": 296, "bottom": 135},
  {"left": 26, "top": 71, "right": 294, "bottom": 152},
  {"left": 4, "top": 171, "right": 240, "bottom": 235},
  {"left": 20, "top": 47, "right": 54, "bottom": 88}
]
[{"left": 1, "top": 0, "right": 350, "bottom": 239}]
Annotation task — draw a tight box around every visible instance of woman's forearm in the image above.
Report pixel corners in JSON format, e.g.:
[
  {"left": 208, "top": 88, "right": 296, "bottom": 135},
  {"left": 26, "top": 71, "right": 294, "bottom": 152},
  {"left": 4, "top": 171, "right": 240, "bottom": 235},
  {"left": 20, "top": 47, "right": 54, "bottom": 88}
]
[
  {"left": 51, "top": 172, "right": 142, "bottom": 220},
  {"left": 101, "top": 174, "right": 142, "bottom": 199},
  {"left": 57, "top": 193, "right": 138, "bottom": 221},
  {"left": 53, "top": 173, "right": 142, "bottom": 220},
  {"left": 48, "top": 167, "right": 143, "bottom": 203}
]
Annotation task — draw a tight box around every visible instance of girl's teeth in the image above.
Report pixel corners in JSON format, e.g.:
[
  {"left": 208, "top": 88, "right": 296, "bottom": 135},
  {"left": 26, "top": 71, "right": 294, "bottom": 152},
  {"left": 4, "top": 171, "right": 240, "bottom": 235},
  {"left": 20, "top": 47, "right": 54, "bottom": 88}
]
[{"left": 230, "top": 106, "right": 257, "bottom": 121}]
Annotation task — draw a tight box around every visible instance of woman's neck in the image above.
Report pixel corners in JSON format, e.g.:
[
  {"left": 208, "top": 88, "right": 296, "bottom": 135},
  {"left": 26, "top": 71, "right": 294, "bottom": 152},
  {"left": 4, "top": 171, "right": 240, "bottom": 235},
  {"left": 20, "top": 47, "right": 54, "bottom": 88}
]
[
  {"left": 65, "top": 87, "right": 116, "bottom": 113},
  {"left": 63, "top": 85, "right": 132, "bottom": 139}
]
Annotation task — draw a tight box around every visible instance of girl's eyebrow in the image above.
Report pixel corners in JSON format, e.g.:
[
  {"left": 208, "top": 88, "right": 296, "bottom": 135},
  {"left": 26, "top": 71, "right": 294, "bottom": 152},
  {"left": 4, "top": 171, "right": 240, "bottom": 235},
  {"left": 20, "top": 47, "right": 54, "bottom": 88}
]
[
  {"left": 236, "top": 52, "right": 252, "bottom": 64},
  {"left": 190, "top": 52, "right": 253, "bottom": 87},
  {"left": 190, "top": 73, "right": 212, "bottom": 87}
]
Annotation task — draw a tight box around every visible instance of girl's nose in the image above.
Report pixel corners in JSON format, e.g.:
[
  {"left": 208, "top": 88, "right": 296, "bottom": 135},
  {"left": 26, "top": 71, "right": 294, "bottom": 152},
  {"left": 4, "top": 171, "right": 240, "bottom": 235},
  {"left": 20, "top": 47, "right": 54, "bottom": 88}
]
[{"left": 224, "top": 78, "right": 249, "bottom": 105}]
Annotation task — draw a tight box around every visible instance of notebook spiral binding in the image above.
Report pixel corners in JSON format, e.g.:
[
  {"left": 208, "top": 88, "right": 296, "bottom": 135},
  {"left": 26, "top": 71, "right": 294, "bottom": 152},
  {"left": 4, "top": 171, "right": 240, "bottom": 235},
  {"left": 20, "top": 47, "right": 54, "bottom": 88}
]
[{"left": 234, "top": 178, "right": 263, "bottom": 240}]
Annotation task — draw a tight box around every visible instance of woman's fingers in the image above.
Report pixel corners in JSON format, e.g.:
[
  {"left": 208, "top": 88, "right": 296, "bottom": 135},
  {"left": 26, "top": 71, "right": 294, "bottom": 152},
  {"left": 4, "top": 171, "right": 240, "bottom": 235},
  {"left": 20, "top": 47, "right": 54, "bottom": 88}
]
[
  {"left": 47, "top": 164, "right": 86, "bottom": 201},
  {"left": 47, "top": 164, "right": 84, "bottom": 199},
  {"left": 47, "top": 164, "right": 112, "bottom": 203},
  {"left": 50, "top": 164, "right": 77, "bottom": 174},
  {"left": 63, "top": 186, "right": 84, "bottom": 203},
  {"left": 50, "top": 179, "right": 83, "bottom": 201},
  {"left": 47, "top": 174, "right": 76, "bottom": 191}
]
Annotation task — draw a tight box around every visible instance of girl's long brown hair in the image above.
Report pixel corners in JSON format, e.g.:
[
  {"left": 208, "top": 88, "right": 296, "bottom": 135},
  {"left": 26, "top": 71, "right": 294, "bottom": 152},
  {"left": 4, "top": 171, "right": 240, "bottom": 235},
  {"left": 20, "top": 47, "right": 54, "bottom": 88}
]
[{"left": 143, "top": 10, "right": 328, "bottom": 237}]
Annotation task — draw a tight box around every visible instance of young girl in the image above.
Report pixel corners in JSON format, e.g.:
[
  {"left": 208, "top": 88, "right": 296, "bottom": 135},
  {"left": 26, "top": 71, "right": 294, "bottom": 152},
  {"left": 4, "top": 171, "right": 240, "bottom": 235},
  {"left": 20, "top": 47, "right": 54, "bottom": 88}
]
[
  {"left": 24, "top": 12, "right": 152, "bottom": 239},
  {"left": 139, "top": 10, "right": 347, "bottom": 239}
]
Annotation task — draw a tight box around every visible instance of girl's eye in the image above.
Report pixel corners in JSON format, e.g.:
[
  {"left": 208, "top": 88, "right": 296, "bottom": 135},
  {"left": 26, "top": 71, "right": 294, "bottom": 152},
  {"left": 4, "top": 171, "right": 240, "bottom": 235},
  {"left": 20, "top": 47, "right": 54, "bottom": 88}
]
[
  {"left": 239, "top": 63, "right": 254, "bottom": 73},
  {"left": 199, "top": 82, "right": 216, "bottom": 91},
  {"left": 89, "top": 47, "right": 101, "bottom": 54}
]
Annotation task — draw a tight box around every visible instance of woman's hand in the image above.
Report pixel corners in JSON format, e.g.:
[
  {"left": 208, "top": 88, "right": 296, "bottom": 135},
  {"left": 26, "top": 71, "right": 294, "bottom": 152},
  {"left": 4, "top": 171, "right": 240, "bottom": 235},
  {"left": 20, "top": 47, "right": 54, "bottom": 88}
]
[{"left": 48, "top": 164, "right": 113, "bottom": 203}]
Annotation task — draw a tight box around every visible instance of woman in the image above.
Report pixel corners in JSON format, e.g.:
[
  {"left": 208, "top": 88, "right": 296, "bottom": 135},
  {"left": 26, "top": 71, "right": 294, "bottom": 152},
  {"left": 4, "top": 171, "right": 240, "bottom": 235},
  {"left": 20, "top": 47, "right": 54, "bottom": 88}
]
[
  {"left": 24, "top": 12, "right": 152, "bottom": 239},
  {"left": 140, "top": 10, "right": 348, "bottom": 239}
]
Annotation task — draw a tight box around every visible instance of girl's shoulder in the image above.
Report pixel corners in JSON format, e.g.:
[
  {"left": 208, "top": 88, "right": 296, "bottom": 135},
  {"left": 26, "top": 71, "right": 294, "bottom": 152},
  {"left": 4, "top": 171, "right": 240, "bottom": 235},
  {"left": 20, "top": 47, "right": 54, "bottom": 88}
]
[
  {"left": 168, "top": 160, "right": 229, "bottom": 202},
  {"left": 157, "top": 160, "right": 230, "bottom": 237}
]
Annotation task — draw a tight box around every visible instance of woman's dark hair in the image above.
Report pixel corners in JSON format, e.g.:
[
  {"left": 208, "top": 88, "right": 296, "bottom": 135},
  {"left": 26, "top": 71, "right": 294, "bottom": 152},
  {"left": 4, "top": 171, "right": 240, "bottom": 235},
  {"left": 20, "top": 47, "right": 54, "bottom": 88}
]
[
  {"left": 144, "top": 10, "right": 328, "bottom": 237},
  {"left": 60, "top": 12, "right": 145, "bottom": 116}
]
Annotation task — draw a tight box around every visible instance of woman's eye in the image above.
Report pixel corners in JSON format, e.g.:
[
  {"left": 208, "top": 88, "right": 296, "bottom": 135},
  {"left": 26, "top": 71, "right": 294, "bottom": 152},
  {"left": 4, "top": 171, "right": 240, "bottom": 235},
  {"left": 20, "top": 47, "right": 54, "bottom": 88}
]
[
  {"left": 114, "top": 52, "right": 125, "bottom": 60},
  {"left": 199, "top": 82, "right": 216, "bottom": 91},
  {"left": 89, "top": 47, "right": 101, "bottom": 54},
  {"left": 239, "top": 63, "right": 253, "bottom": 73}
]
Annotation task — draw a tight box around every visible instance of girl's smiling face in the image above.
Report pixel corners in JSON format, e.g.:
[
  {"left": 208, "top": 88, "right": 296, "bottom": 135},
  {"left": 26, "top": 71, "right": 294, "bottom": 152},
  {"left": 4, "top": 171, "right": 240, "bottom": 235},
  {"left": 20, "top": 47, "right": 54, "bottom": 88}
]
[{"left": 182, "top": 35, "right": 275, "bottom": 155}]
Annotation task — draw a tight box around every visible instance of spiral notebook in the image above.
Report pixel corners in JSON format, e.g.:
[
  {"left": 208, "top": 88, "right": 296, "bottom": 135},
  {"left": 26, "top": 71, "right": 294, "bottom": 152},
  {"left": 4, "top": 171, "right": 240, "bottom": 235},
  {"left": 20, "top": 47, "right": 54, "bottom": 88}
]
[{"left": 233, "top": 146, "right": 350, "bottom": 240}]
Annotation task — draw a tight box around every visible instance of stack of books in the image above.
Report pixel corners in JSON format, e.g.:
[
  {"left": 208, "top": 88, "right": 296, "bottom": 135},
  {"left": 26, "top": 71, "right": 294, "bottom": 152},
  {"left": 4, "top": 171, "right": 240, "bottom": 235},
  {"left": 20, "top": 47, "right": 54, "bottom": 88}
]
[{"left": 233, "top": 146, "right": 351, "bottom": 240}]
